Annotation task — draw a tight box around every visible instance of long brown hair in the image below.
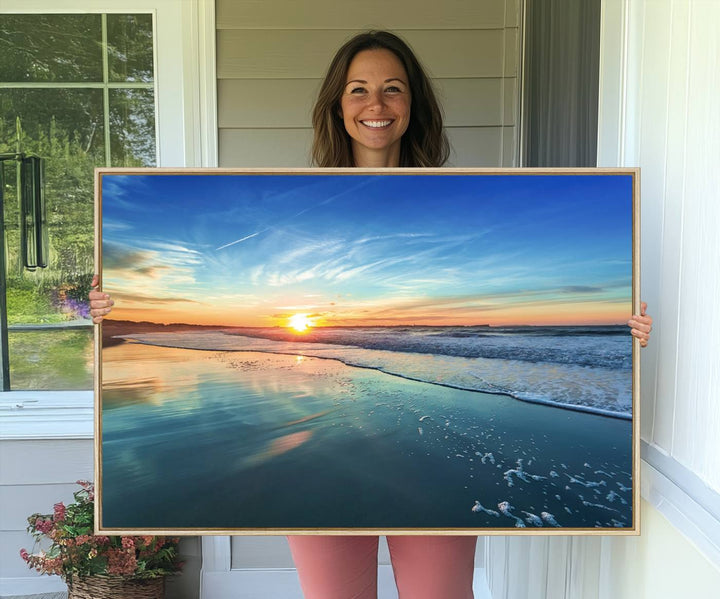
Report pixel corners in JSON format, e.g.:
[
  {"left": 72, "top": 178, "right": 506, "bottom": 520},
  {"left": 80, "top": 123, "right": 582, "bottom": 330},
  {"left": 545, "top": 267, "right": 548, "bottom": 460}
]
[{"left": 311, "top": 31, "right": 449, "bottom": 168}]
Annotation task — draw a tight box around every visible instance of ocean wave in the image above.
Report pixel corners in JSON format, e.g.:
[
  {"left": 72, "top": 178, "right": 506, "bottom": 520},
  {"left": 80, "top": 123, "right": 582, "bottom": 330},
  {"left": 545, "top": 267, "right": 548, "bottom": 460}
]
[
  {"left": 224, "top": 325, "right": 632, "bottom": 370},
  {"left": 112, "top": 330, "right": 632, "bottom": 419}
]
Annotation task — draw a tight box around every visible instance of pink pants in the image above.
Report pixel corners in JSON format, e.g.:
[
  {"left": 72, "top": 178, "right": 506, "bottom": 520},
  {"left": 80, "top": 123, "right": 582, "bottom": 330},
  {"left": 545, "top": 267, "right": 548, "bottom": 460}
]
[{"left": 287, "top": 535, "right": 477, "bottom": 599}]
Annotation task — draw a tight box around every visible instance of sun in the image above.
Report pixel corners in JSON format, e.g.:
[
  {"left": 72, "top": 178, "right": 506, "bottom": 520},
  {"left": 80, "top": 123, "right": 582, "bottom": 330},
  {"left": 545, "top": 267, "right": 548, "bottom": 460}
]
[{"left": 287, "top": 313, "right": 314, "bottom": 333}]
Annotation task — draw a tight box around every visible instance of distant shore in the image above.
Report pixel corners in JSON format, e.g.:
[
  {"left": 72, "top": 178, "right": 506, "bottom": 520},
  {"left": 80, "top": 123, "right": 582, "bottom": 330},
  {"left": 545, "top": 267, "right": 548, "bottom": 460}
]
[{"left": 101, "top": 319, "right": 227, "bottom": 347}]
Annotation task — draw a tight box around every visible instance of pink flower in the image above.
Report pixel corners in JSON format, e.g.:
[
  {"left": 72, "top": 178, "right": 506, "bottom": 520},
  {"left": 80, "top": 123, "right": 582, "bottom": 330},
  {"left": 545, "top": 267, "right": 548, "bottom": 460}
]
[
  {"left": 107, "top": 548, "right": 137, "bottom": 576},
  {"left": 53, "top": 502, "right": 66, "bottom": 522},
  {"left": 43, "top": 557, "right": 64, "bottom": 576},
  {"left": 34, "top": 518, "right": 54, "bottom": 534},
  {"left": 121, "top": 537, "right": 135, "bottom": 549},
  {"left": 19, "top": 548, "right": 29, "bottom": 562},
  {"left": 75, "top": 535, "right": 92, "bottom": 546}
]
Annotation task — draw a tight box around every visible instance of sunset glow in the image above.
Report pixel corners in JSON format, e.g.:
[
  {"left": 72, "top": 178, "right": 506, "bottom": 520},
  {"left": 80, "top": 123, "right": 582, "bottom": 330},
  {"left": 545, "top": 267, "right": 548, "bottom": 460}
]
[{"left": 288, "top": 313, "right": 314, "bottom": 332}]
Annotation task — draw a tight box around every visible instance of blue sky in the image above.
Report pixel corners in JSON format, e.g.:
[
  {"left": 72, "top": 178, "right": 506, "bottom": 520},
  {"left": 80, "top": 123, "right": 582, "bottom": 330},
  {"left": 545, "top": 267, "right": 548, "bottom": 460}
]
[{"left": 100, "top": 172, "right": 633, "bottom": 327}]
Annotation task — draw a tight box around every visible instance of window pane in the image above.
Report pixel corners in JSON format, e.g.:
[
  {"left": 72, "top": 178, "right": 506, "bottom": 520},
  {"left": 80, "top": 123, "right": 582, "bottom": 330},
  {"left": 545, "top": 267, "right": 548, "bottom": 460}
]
[
  {"left": 0, "top": 89, "right": 106, "bottom": 163},
  {"left": 110, "top": 89, "right": 157, "bottom": 167},
  {"left": 2, "top": 89, "right": 101, "bottom": 390},
  {"left": 107, "top": 14, "right": 155, "bottom": 83},
  {"left": 0, "top": 14, "right": 103, "bottom": 82},
  {"left": 9, "top": 330, "right": 93, "bottom": 390},
  {"left": 1, "top": 88, "right": 104, "bottom": 281}
]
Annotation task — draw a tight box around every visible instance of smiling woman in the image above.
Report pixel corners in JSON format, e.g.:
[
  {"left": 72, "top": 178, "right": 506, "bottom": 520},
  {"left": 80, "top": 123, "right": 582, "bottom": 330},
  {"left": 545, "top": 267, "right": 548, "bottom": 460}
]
[
  {"left": 311, "top": 30, "right": 448, "bottom": 168},
  {"left": 339, "top": 48, "right": 412, "bottom": 168}
]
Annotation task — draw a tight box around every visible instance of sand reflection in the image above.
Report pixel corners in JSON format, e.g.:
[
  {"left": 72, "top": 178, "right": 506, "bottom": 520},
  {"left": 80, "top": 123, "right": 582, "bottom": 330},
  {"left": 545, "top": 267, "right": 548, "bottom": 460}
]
[
  {"left": 102, "top": 341, "right": 359, "bottom": 428},
  {"left": 243, "top": 430, "right": 314, "bottom": 468}
]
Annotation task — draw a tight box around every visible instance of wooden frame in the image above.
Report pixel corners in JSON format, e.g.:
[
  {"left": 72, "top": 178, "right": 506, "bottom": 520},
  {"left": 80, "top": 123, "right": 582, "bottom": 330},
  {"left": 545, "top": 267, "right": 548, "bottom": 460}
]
[{"left": 94, "top": 167, "right": 640, "bottom": 535}]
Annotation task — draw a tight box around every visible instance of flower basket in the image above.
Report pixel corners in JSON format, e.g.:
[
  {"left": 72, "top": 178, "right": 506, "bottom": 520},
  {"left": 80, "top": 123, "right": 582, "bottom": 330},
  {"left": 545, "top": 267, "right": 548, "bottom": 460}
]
[
  {"left": 20, "top": 481, "right": 182, "bottom": 595},
  {"left": 67, "top": 575, "right": 165, "bottom": 599}
]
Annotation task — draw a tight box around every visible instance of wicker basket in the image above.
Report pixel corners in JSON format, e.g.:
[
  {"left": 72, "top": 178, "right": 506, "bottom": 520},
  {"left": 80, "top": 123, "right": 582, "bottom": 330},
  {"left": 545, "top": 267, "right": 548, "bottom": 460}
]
[{"left": 67, "top": 575, "right": 164, "bottom": 599}]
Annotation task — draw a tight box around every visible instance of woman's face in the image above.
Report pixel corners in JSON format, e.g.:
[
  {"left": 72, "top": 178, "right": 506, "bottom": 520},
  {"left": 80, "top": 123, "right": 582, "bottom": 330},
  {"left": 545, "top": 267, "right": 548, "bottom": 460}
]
[{"left": 340, "top": 48, "right": 411, "bottom": 166}]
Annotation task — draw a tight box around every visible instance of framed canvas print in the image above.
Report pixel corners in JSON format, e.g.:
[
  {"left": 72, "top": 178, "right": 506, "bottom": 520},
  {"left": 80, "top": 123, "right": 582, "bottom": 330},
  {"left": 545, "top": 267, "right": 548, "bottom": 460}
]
[{"left": 94, "top": 168, "right": 640, "bottom": 535}]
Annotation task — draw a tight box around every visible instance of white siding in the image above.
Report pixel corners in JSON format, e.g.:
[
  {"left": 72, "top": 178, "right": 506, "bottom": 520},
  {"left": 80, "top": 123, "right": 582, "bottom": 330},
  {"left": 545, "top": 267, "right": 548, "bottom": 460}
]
[
  {"left": 0, "top": 439, "right": 93, "bottom": 584},
  {"left": 216, "top": 0, "right": 522, "bottom": 168},
  {"left": 601, "top": 0, "right": 720, "bottom": 493},
  {"left": 486, "top": 499, "right": 720, "bottom": 599},
  {"left": 215, "top": 0, "right": 511, "bottom": 30}
]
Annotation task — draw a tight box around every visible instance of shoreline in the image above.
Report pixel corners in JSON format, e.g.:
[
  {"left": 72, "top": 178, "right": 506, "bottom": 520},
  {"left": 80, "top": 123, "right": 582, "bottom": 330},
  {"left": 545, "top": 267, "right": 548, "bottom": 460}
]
[{"left": 112, "top": 333, "right": 632, "bottom": 421}]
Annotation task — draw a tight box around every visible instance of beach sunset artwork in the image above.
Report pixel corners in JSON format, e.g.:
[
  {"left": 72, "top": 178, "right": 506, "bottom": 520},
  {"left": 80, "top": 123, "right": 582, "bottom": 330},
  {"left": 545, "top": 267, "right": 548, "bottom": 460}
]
[{"left": 96, "top": 169, "right": 638, "bottom": 533}]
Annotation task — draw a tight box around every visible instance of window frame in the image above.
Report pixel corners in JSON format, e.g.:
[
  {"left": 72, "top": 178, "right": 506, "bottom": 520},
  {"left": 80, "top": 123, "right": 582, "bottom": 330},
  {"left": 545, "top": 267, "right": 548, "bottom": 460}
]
[{"left": 0, "top": 0, "right": 217, "bottom": 438}]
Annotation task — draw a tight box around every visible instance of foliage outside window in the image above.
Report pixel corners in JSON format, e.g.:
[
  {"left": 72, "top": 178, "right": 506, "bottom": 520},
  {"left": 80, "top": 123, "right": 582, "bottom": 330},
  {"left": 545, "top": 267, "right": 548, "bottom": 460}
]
[{"left": 0, "top": 13, "right": 156, "bottom": 390}]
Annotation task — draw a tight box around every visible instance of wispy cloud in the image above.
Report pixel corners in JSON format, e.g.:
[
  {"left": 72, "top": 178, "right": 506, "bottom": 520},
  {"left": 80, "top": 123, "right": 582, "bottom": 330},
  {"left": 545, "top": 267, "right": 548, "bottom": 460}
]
[
  {"left": 214, "top": 177, "right": 377, "bottom": 252},
  {"left": 561, "top": 285, "right": 605, "bottom": 294},
  {"left": 101, "top": 175, "right": 160, "bottom": 213},
  {"left": 106, "top": 291, "right": 203, "bottom": 307},
  {"left": 249, "top": 232, "right": 481, "bottom": 289}
]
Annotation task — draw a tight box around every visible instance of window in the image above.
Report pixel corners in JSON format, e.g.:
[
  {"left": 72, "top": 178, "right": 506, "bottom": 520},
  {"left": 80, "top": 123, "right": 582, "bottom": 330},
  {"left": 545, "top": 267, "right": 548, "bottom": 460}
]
[
  {"left": 0, "top": 13, "right": 156, "bottom": 390},
  {"left": 0, "top": 0, "right": 212, "bottom": 441}
]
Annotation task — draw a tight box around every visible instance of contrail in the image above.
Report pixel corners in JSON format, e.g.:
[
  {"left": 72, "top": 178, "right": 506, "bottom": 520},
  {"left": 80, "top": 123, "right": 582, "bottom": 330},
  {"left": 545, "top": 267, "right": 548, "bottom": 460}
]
[
  {"left": 215, "top": 179, "right": 372, "bottom": 251},
  {"left": 215, "top": 203, "right": 329, "bottom": 251},
  {"left": 216, "top": 231, "right": 262, "bottom": 251}
]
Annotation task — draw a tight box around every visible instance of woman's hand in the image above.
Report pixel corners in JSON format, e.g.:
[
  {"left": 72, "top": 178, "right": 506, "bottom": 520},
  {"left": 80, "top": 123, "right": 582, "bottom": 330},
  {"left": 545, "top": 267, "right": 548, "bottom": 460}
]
[
  {"left": 89, "top": 274, "right": 114, "bottom": 324},
  {"left": 628, "top": 301, "right": 652, "bottom": 348}
]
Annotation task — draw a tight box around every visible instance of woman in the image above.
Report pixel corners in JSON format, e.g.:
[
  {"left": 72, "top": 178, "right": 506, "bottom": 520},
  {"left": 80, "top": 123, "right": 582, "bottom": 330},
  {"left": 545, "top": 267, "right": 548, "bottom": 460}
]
[
  {"left": 311, "top": 30, "right": 448, "bottom": 169},
  {"left": 90, "top": 31, "right": 653, "bottom": 599}
]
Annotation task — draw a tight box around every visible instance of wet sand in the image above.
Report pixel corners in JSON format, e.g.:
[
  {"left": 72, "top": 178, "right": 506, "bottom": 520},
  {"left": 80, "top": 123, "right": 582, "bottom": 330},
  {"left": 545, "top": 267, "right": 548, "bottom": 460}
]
[{"left": 101, "top": 342, "right": 633, "bottom": 530}]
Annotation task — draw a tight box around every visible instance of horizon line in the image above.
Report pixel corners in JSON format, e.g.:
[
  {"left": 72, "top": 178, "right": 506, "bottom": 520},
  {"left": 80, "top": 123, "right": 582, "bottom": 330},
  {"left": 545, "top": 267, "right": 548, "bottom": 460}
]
[{"left": 103, "top": 319, "right": 629, "bottom": 329}]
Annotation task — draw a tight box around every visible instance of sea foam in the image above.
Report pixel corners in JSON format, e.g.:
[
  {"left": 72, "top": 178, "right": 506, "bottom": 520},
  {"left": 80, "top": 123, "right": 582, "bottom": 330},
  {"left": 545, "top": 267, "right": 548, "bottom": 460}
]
[{"left": 116, "top": 327, "right": 632, "bottom": 419}]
